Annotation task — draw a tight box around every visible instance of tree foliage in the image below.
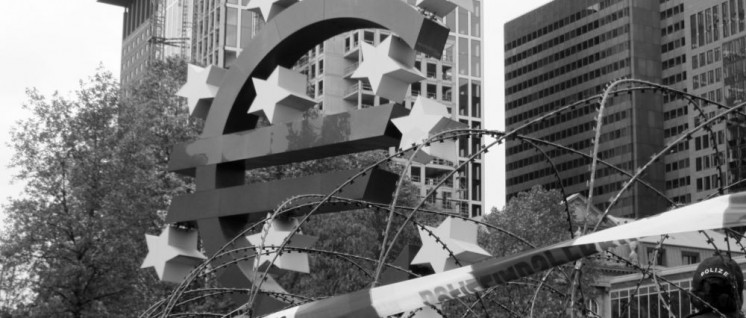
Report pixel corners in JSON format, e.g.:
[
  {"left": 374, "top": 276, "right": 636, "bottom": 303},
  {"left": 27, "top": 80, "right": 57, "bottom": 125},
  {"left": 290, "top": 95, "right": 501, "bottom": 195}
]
[
  {"left": 0, "top": 58, "right": 198, "bottom": 317},
  {"left": 454, "top": 185, "right": 601, "bottom": 317}
]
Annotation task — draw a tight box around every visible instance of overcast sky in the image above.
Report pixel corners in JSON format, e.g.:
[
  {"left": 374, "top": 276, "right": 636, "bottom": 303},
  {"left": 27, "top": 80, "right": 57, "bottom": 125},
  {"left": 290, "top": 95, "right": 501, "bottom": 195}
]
[{"left": 0, "top": 0, "right": 553, "bottom": 225}]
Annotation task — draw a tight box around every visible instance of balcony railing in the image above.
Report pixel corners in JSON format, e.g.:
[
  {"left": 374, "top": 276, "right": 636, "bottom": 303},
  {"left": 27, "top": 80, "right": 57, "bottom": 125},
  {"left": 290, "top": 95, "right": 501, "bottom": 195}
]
[
  {"left": 430, "top": 158, "right": 455, "bottom": 167},
  {"left": 344, "top": 62, "right": 359, "bottom": 76},
  {"left": 426, "top": 178, "right": 453, "bottom": 188},
  {"left": 344, "top": 82, "right": 373, "bottom": 96}
]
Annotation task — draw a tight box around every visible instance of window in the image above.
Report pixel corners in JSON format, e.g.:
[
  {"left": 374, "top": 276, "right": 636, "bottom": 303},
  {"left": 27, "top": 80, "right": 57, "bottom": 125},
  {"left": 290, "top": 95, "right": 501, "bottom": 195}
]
[
  {"left": 410, "top": 166, "right": 421, "bottom": 183},
  {"left": 647, "top": 247, "right": 666, "bottom": 266},
  {"left": 682, "top": 251, "right": 700, "bottom": 265}
]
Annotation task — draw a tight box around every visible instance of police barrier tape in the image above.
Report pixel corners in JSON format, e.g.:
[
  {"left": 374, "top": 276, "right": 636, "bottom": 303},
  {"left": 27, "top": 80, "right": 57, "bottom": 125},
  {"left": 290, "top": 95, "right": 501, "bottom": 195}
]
[{"left": 262, "top": 192, "right": 746, "bottom": 318}]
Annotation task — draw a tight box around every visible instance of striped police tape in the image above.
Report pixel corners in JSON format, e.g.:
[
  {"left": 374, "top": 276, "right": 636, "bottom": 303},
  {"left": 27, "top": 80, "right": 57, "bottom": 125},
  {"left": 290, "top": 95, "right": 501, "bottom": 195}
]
[{"left": 262, "top": 192, "right": 746, "bottom": 318}]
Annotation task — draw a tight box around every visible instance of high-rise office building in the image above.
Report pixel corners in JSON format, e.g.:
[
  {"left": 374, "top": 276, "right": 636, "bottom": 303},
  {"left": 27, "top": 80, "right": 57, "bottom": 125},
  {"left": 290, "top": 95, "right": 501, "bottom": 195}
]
[
  {"left": 505, "top": 0, "right": 746, "bottom": 219},
  {"left": 98, "top": 0, "right": 193, "bottom": 86},
  {"left": 191, "top": 0, "right": 261, "bottom": 68}
]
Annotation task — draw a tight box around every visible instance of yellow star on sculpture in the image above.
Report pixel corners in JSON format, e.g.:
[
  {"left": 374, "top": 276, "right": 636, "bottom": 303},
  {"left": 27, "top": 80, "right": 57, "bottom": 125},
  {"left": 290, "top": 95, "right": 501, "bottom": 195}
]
[
  {"left": 416, "top": 0, "right": 474, "bottom": 17},
  {"left": 392, "top": 97, "right": 467, "bottom": 164},
  {"left": 248, "top": 66, "right": 317, "bottom": 124},
  {"left": 141, "top": 226, "right": 207, "bottom": 283},
  {"left": 411, "top": 218, "right": 491, "bottom": 273},
  {"left": 351, "top": 35, "right": 425, "bottom": 102},
  {"left": 245, "top": 0, "right": 299, "bottom": 22},
  {"left": 247, "top": 217, "right": 318, "bottom": 274},
  {"left": 176, "top": 64, "right": 227, "bottom": 119}
]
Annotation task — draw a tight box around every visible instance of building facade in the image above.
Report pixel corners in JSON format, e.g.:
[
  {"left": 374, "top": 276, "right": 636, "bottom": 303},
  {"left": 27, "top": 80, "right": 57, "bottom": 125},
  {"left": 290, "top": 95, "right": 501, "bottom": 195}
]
[
  {"left": 564, "top": 194, "right": 746, "bottom": 317},
  {"left": 505, "top": 0, "right": 746, "bottom": 219},
  {"left": 98, "top": 0, "right": 193, "bottom": 86},
  {"left": 600, "top": 256, "right": 746, "bottom": 317}
]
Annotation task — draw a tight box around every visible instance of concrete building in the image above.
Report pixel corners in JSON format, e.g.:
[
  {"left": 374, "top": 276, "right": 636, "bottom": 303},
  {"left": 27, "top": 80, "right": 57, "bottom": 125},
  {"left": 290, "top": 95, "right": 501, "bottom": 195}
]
[
  {"left": 98, "top": 0, "right": 193, "bottom": 87},
  {"left": 191, "top": 0, "right": 260, "bottom": 68},
  {"left": 599, "top": 255, "right": 746, "bottom": 317},
  {"left": 505, "top": 0, "right": 746, "bottom": 219},
  {"left": 566, "top": 194, "right": 746, "bottom": 317}
]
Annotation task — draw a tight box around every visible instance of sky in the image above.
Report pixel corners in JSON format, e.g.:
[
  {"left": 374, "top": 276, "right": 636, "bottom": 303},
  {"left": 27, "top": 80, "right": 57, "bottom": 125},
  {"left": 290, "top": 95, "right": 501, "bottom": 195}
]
[{"left": 0, "top": 0, "right": 553, "bottom": 225}]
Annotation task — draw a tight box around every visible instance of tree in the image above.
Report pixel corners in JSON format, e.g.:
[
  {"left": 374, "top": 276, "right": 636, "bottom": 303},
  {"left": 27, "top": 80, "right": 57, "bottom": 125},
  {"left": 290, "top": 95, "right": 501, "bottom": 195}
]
[
  {"left": 0, "top": 58, "right": 200, "bottom": 317},
  {"left": 455, "top": 185, "right": 601, "bottom": 317},
  {"left": 2, "top": 70, "right": 133, "bottom": 317}
]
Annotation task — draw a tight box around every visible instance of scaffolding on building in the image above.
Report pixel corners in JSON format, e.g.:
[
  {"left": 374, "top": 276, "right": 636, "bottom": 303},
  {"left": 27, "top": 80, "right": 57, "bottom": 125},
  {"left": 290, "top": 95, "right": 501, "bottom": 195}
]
[{"left": 147, "top": 0, "right": 191, "bottom": 63}]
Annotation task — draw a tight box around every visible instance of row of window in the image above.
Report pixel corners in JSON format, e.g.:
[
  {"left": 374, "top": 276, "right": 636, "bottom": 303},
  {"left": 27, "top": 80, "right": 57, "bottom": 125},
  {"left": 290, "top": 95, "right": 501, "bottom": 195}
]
[
  {"left": 695, "top": 153, "right": 724, "bottom": 171},
  {"left": 507, "top": 42, "right": 628, "bottom": 94},
  {"left": 558, "top": 172, "right": 591, "bottom": 190},
  {"left": 665, "top": 158, "right": 690, "bottom": 172},
  {"left": 598, "top": 143, "right": 632, "bottom": 160},
  {"left": 506, "top": 27, "right": 629, "bottom": 82},
  {"left": 671, "top": 194, "right": 692, "bottom": 204},
  {"left": 694, "top": 131, "right": 725, "bottom": 150},
  {"left": 698, "top": 88, "right": 724, "bottom": 104},
  {"left": 660, "top": 3, "right": 684, "bottom": 20},
  {"left": 670, "top": 139, "right": 691, "bottom": 154},
  {"left": 696, "top": 174, "right": 722, "bottom": 192},
  {"left": 665, "top": 176, "right": 690, "bottom": 190},
  {"left": 541, "top": 122, "right": 595, "bottom": 143},
  {"left": 662, "top": 71, "right": 687, "bottom": 86},
  {"left": 691, "top": 1, "right": 746, "bottom": 50},
  {"left": 662, "top": 54, "right": 686, "bottom": 71},
  {"left": 505, "top": 7, "right": 630, "bottom": 66},
  {"left": 594, "top": 196, "right": 634, "bottom": 213},
  {"left": 610, "top": 280, "right": 694, "bottom": 317},
  {"left": 664, "top": 123, "right": 688, "bottom": 138},
  {"left": 517, "top": 105, "right": 595, "bottom": 134},
  {"left": 661, "top": 37, "right": 686, "bottom": 54},
  {"left": 507, "top": 91, "right": 626, "bottom": 131},
  {"left": 663, "top": 105, "right": 688, "bottom": 121},
  {"left": 693, "top": 68, "right": 722, "bottom": 89},
  {"left": 602, "top": 110, "right": 629, "bottom": 126},
  {"left": 692, "top": 47, "right": 721, "bottom": 70},
  {"left": 597, "top": 161, "right": 634, "bottom": 179},
  {"left": 508, "top": 143, "right": 631, "bottom": 176},
  {"left": 599, "top": 127, "right": 630, "bottom": 143},
  {"left": 507, "top": 57, "right": 631, "bottom": 110},
  {"left": 508, "top": 159, "right": 633, "bottom": 188},
  {"left": 504, "top": 0, "right": 623, "bottom": 50},
  {"left": 507, "top": 94, "right": 604, "bottom": 127},
  {"left": 661, "top": 20, "right": 685, "bottom": 37},
  {"left": 594, "top": 180, "right": 623, "bottom": 196},
  {"left": 506, "top": 139, "right": 594, "bottom": 171}
]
